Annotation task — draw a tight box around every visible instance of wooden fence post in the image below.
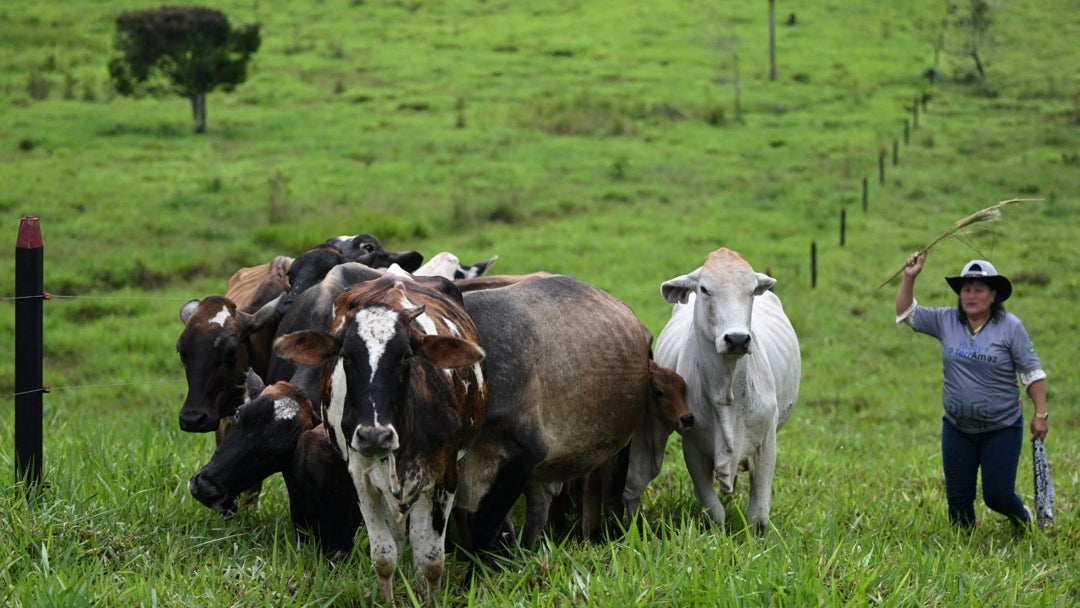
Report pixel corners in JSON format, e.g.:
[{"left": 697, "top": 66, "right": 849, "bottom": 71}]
[
  {"left": 811, "top": 241, "right": 818, "bottom": 289},
  {"left": 840, "top": 207, "right": 848, "bottom": 247},
  {"left": 15, "top": 216, "right": 45, "bottom": 489}
]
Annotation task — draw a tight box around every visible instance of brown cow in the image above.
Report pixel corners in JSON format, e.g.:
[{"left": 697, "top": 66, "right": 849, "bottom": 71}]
[
  {"left": 454, "top": 274, "right": 655, "bottom": 551},
  {"left": 549, "top": 360, "right": 693, "bottom": 541}
]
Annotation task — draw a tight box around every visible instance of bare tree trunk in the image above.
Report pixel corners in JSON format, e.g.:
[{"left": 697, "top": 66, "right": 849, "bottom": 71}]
[
  {"left": 970, "top": 50, "right": 986, "bottom": 84},
  {"left": 733, "top": 52, "right": 743, "bottom": 122},
  {"left": 768, "top": 0, "right": 777, "bottom": 81},
  {"left": 191, "top": 94, "right": 207, "bottom": 133}
]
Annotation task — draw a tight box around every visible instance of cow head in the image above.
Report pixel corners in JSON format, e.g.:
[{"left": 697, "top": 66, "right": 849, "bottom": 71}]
[
  {"left": 188, "top": 372, "right": 362, "bottom": 554},
  {"left": 325, "top": 234, "right": 424, "bottom": 272},
  {"left": 176, "top": 296, "right": 281, "bottom": 433},
  {"left": 649, "top": 361, "right": 694, "bottom": 432},
  {"left": 189, "top": 372, "right": 312, "bottom": 515},
  {"left": 274, "top": 277, "right": 485, "bottom": 519},
  {"left": 660, "top": 248, "right": 774, "bottom": 358}
]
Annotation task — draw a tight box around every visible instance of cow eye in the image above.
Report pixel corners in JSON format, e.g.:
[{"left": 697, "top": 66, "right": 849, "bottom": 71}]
[
  {"left": 362, "top": 243, "right": 375, "bottom": 253},
  {"left": 700, "top": 286, "right": 711, "bottom": 296}
]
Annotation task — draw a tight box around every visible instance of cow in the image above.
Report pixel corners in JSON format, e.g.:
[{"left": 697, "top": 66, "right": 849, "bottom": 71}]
[
  {"left": 177, "top": 295, "right": 282, "bottom": 435},
  {"left": 177, "top": 235, "right": 419, "bottom": 436},
  {"left": 453, "top": 274, "right": 655, "bottom": 551},
  {"left": 618, "top": 360, "right": 695, "bottom": 524},
  {"left": 225, "top": 255, "right": 293, "bottom": 309},
  {"left": 274, "top": 273, "right": 487, "bottom": 604},
  {"left": 416, "top": 252, "right": 498, "bottom": 281},
  {"left": 552, "top": 359, "right": 694, "bottom": 541},
  {"left": 284, "top": 234, "right": 424, "bottom": 302},
  {"left": 188, "top": 371, "right": 362, "bottom": 557},
  {"left": 649, "top": 248, "right": 800, "bottom": 531}
]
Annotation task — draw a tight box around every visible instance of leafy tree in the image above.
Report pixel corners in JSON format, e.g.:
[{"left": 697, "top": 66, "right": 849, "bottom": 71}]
[{"left": 108, "top": 6, "right": 261, "bottom": 133}]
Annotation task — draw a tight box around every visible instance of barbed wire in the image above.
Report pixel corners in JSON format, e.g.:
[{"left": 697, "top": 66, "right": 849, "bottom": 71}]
[
  {"left": 3, "top": 378, "right": 187, "bottom": 402},
  {"left": 3, "top": 290, "right": 195, "bottom": 401},
  {"left": 0, "top": 293, "right": 194, "bottom": 302}
]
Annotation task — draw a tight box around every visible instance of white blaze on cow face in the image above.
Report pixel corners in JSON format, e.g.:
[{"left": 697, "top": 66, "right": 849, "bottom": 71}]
[
  {"left": 209, "top": 306, "right": 231, "bottom": 327},
  {"left": 273, "top": 397, "right": 300, "bottom": 421},
  {"left": 355, "top": 307, "right": 399, "bottom": 388}
]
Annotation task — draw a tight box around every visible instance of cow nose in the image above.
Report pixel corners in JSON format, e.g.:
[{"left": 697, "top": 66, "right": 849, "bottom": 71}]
[
  {"left": 179, "top": 410, "right": 217, "bottom": 433},
  {"left": 354, "top": 426, "right": 398, "bottom": 456},
  {"left": 189, "top": 471, "right": 235, "bottom": 514},
  {"left": 680, "top": 414, "right": 695, "bottom": 429},
  {"left": 722, "top": 332, "right": 751, "bottom": 353}
]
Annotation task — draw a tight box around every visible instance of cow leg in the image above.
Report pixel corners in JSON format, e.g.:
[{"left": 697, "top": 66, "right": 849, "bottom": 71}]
[
  {"left": 745, "top": 430, "right": 777, "bottom": 532},
  {"left": 683, "top": 441, "right": 726, "bottom": 526},
  {"left": 580, "top": 470, "right": 603, "bottom": 541},
  {"left": 521, "top": 480, "right": 560, "bottom": 548},
  {"left": 469, "top": 456, "right": 537, "bottom": 552},
  {"left": 354, "top": 476, "right": 401, "bottom": 603},
  {"left": 409, "top": 487, "right": 454, "bottom": 604},
  {"left": 622, "top": 415, "right": 670, "bottom": 523}
]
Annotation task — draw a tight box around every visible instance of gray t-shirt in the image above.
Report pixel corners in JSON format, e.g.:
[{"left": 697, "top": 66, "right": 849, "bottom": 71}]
[{"left": 905, "top": 305, "right": 1043, "bottom": 434}]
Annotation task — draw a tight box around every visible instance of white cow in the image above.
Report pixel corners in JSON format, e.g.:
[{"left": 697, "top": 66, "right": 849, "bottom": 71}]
[{"left": 648, "top": 248, "right": 800, "bottom": 530}]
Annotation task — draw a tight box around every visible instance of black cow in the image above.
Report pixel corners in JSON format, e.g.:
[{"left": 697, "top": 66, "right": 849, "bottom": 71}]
[
  {"left": 284, "top": 234, "right": 424, "bottom": 303},
  {"left": 189, "top": 371, "right": 362, "bottom": 557}
]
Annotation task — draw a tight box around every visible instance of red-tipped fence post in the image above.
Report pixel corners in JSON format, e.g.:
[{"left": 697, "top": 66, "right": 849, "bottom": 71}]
[{"left": 15, "top": 216, "right": 44, "bottom": 489}]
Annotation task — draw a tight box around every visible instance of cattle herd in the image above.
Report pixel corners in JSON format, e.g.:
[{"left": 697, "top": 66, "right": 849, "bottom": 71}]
[{"left": 176, "top": 234, "right": 801, "bottom": 604}]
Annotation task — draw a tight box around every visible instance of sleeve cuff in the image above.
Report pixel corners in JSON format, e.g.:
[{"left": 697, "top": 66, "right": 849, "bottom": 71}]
[
  {"left": 1020, "top": 369, "right": 1047, "bottom": 388},
  {"left": 895, "top": 299, "right": 917, "bottom": 326}
]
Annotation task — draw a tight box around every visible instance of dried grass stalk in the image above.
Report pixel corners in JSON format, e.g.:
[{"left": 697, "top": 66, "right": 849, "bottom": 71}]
[{"left": 877, "top": 198, "right": 1041, "bottom": 291}]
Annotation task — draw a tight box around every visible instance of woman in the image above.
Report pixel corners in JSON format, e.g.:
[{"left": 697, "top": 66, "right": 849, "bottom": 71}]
[{"left": 895, "top": 252, "right": 1048, "bottom": 529}]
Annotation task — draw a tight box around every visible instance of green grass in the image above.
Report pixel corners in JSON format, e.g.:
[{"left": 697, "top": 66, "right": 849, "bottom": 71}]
[{"left": 2, "top": 0, "right": 1080, "bottom": 605}]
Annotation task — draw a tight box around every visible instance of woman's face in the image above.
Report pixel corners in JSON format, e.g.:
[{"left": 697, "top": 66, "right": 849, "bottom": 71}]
[{"left": 960, "top": 280, "right": 996, "bottom": 318}]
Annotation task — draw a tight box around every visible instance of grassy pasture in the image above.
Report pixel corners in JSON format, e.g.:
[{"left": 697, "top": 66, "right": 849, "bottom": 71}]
[{"left": 2, "top": 0, "right": 1080, "bottom": 605}]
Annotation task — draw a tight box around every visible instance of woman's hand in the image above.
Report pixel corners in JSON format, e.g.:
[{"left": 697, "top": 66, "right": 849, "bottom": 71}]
[{"left": 903, "top": 251, "right": 927, "bottom": 278}]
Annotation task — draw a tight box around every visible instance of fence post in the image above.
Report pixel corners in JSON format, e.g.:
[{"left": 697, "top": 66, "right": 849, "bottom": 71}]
[
  {"left": 15, "top": 216, "right": 44, "bottom": 489},
  {"left": 810, "top": 241, "right": 818, "bottom": 289},
  {"left": 840, "top": 207, "right": 846, "bottom": 247}
]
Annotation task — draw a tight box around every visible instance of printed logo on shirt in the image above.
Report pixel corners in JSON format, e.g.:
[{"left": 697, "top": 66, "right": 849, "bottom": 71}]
[{"left": 949, "top": 345, "right": 998, "bottom": 363}]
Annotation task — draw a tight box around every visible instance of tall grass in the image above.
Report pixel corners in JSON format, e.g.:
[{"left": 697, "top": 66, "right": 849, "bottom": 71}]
[{"left": 2, "top": 0, "right": 1079, "bottom": 605}]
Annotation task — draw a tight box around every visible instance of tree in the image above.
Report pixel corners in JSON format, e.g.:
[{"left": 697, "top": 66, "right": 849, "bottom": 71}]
[
  {"left": 108, "top": 6, "right": 261, "bottom": 133},
  {"left": 943, "top": 0, "right": 995, "bottom": 85}
]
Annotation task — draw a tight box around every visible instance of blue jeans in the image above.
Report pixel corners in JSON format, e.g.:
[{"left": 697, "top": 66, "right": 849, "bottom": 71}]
[{"left": 941, "top": 417, "right": 1029, "bottom": 528}]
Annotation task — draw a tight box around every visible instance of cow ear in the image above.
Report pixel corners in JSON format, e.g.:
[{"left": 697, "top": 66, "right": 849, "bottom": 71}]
[
  {"left": 274, "top": 331, "right": 339, "bottom": 367},
  {"left": 417, "top": 335, "right": 485, "bottom": 369},
  {"left": 180, "top": 299, "right": 201, "bottom": 324},
  {"left": 753, "top": 273, "right": 776, "bottom": 295},
  {"left": 660, "top": 270, "right": 700, "bottom": 305},
  {"left": 467, "top": 256, "right": 498, "bottom": 278}
]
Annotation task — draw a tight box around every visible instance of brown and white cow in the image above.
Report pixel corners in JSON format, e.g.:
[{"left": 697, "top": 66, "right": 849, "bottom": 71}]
[
  {"left": 274, "top": 273, "right": 487, "bottom": 604},
  {"left": 188, "top": 371, "right": 362, "bottom": 557}
]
